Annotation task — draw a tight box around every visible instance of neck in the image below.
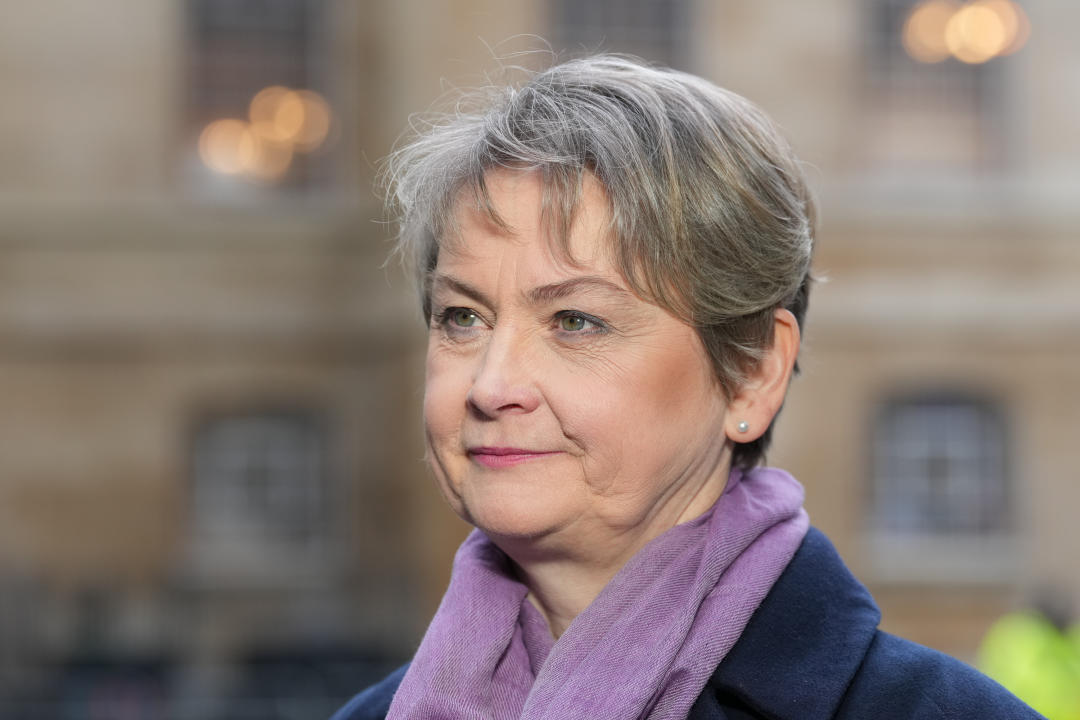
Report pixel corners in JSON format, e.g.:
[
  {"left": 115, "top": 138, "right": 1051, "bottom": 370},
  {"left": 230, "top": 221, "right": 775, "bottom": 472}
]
[
  {"left": 516, "top": 537, "right": 652, "bottom": 638},
  {"left": 500, "top": 458, "right": 733, "bottom": 638}
]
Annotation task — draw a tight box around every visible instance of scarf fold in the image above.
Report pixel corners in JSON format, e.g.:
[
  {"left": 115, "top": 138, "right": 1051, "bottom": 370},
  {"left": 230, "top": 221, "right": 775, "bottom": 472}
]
[{"left": 388, "top": 466, "right": 810, "bottom": 720}]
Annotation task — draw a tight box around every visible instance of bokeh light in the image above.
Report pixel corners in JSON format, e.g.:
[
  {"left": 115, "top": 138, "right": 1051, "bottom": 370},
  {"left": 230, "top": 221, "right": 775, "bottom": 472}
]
[
  {"left": 291, "top": 90, "right": 332, "bottom": 151},
  {"left": 982, "top": 0, "right": 1031, "bottom": 55},
  {"left": 249, "top": 85, "right": 297, "bottom": 142},
  {"left": 200, "top": 86, "right": 333, "bottom": 182},
  {"left": 241, "top": 129, "right": 295, "bottom": 181},
  {"left": 902, "top": 0, "right": 1029, "bottom": 64},
  {"left": 198, "top": 119, "right": 252, "bottom": 175},
  {"left": 945, "top": 3, "right": 1008, "bottom": 63},
  {"left": 903, "top": 0, "right": 957, "bottom": 63}
]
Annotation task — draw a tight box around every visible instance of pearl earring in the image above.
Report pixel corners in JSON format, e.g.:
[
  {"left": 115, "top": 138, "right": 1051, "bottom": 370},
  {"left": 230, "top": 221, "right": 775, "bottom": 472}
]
[{"left": 736, "top": 421, "right": 750, "bottom": 434}]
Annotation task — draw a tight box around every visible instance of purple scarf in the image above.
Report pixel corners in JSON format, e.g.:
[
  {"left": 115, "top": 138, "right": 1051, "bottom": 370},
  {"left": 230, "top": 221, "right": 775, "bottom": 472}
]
[{"left": 388, "top": 467, "right": 809, "bottom": 720}]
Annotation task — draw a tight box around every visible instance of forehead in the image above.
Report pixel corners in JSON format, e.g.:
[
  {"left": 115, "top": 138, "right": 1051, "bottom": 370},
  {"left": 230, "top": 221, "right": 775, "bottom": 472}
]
[{"left": 439, "top": 169, "right": 615, "bottom": 274}]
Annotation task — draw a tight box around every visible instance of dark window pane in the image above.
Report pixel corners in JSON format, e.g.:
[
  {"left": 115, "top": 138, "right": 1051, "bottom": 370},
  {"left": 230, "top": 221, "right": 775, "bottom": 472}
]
[
  {"left": 191, "top": 411, "right": 327, "bottom": 554},
  {"left": 550, "top": 0, "right": 691, "bottom": 70},
  {"left": 184, "top": 0, "right": 334, "bottom": 191},
  {"left": 871, "top": 395, "right": 1010, "bottom": 535},
  {"left": 860, "top": 0, "right": 1013, "bottom": 173}
]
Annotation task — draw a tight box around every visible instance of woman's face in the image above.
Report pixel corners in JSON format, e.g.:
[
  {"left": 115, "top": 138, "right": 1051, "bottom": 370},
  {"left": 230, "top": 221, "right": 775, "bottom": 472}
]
[{"left": 424, "top": 170, "right": 732, "bottom": 556}]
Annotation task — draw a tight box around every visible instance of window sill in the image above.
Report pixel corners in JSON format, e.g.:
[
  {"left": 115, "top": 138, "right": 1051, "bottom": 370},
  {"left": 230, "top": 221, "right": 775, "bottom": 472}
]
[{"left": 865, "top": 532, "right": 1018, "bottom": 586}]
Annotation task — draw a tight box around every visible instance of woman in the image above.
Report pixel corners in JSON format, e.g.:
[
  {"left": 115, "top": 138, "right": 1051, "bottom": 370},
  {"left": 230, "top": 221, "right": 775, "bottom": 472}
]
[{"left": 333, "top": 55, "right": 1040, "bottom": 719}]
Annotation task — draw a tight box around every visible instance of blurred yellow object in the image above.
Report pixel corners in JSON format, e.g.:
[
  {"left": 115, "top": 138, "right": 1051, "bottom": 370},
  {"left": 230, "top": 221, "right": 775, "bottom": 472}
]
[
  {"left": 241, "top": 124, "right": 295, "bottom": 181},
  {"left": 290, "top": 90, "right": 332, "bottom": 152},
  {"left": 902, "top": 0, "right": 1030, "bottom": 64},
  {"left": 903, "top": 0, "right": 958, "bottom": 63},
  {"left": 977, "top": 612, "right": 1080, "bottom": 719},
  {"left": 249, "top": 86, "right": 331, "bottom": 151},
  {"left": 975, "top": 0, "right": 1030, "bottom": 55},
  {"left": 199, "top": 87, "right": 332, "bottom": 182},
  {"left": 198, "top": 118, "right": 253, "bottom": 175},
  {"left": 249, "top": 86, "right": 298, "bottom": 142},
  {"left": 945, "top": 3, "right": 1009, "bottom": 63}
]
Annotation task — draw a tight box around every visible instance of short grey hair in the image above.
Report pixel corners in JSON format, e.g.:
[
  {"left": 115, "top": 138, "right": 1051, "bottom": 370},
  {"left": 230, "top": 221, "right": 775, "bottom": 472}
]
[{"left": 385, "top": 54, "right": 815, "bottom": 469}]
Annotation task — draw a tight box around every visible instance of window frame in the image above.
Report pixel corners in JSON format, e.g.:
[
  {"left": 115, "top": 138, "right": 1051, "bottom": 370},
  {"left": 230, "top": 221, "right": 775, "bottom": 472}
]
[
  {"left": 866, "top": 392, "right": 1017, "bottom": 584},
  {"left": 183, "top": 407, "right": 339, "bottom": 587},
  {"left": 548, "top": 0, "right": 693, "bottom": 70},
  {"left": 181, "top": 0, "right": 340, "bottom": 199},
  {"left": 856, "top": 0, "right": 1016, "bottom": 178}
]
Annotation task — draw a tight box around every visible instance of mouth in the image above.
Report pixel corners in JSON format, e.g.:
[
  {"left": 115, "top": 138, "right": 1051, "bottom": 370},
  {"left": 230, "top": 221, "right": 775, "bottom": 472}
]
[{"left": 467, "top": 446, "right": 562, "bottom": 469}]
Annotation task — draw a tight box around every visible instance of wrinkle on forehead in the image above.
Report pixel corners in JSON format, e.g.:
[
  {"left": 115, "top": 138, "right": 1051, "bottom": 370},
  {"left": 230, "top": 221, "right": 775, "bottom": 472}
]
[{"left": 440, "top": 168, "right": 617, "bottom": 275}]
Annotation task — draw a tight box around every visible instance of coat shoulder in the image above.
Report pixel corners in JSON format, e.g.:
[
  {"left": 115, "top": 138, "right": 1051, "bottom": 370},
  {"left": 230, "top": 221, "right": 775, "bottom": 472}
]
[
  {"left": 837, "top": 631, "right": 1045, "bottom": 719},
  {"left": 696, "top": 527, "right": 1043, "bottom": 719},
  {"left": 329, "top": 663, "right": 408, "bottom": 720}
]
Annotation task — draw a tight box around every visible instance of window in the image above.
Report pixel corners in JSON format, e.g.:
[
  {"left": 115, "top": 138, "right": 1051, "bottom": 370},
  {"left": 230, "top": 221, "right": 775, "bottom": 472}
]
[
  {"left": 550, "top": 0, "right": 692, "bottom": 70},
  {"left": 188, "top": 411, "right": 330, "bottom": 581},
  {"left": 868, "top": 394, "right": 1014, "bottom": 582},
  {"left": 184, "top": 0, "right": 335, "bottom": 193},
  {"left": 860, "top": 0, "right": 1023, "bottom": 174}
]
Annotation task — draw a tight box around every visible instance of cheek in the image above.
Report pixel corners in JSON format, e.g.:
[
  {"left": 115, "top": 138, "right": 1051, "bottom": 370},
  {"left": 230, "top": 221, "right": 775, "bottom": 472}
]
[
  {"left": 649, "top": 354, "right": 728, "bottom": 467},
  {"left": 560, "top": 341, "right": 724, "bottom": 470},
  {"left": 582, "top": 340, "right": 717, "bottom": 421},
  {"left": 423, "top": 348, "right": 468, "bottom": 445}
]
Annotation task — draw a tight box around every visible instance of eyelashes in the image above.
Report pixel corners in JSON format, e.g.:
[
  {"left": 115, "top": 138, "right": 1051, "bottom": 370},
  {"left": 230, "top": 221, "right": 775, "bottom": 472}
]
[
  {"left": 431, "top": 306, "right": 610, "bottom": 340},
  {"left": 439, "top": 307, "right": 482, "bottom": 329},
  {"left": 431, "top": 307, "right": 486, "bottom": 336},
  {"left": 552, "top": 310, "right": 607, "bottom": 336}
]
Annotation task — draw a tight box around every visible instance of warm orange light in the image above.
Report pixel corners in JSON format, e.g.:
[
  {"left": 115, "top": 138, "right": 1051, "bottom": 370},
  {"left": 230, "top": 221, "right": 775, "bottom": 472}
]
[
  {"left": 903, "top": 0, "right": 958, "bottom": 63},
  {"left": 902, "top": 0, "right": 1030, "bottom": 64},
  {"left": 977, "top": 0, "right": 1030, "bottom": 55},
  {"left": 291, "top": 90, "right": 332, "bottom": 151},
  {"left": 241, "top": 127, "right": 295, "bottom": 181},
  {"left": 273, "top": 91, "right": 307, "bottom": 140},
  {"left": 946, "top": 3, "right": 1008, "bottom": 63},
  {"left": 250, "top": 86, "right": 306, "bottom": 145},
  {"left": 249, "top": 86, "right": 293, "bottom": 141},
  {"left": 198, "top": 119, "right": 252, "bottom": 175},
  {"left": 198, "top": 118, "right": 294, "bottom": 181},
  {"left": 200, "top": 86, "right": 333, "bottom": 182},
  {"left": 248, "top": 86, "right": 332, "bottom": 152}
]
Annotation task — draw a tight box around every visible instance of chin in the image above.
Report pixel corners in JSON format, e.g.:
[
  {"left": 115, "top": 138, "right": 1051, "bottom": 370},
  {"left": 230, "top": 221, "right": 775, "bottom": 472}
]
[
  {"left": 464, "top": 504, "right": 556, "bottom": 540},
  {"left": 432, "top": 456, "right": 585, "bottom": 546},
  {"left": 458, "top": 488, "right": 574, "bottom": 546}
]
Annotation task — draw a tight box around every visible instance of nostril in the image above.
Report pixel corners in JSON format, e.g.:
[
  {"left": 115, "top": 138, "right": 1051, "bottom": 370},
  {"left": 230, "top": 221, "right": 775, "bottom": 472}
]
[
  {"left": 466, "top": 388, "right": 529, "bottom": 419},
  {"left": 466, "top": 332, "right": 541, "bottom": 416},
  {"left": 465, "top": 393, "right": 495, "bottom": 421},
  {"left": 467, "top": 378, "right": 538, "bottom": 417}
]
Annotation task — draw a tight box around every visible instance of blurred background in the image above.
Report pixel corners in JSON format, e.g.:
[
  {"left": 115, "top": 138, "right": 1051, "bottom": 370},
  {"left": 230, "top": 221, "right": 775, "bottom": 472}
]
[{"left": 1, "top": 0, "right": 1078, "bottom": 717}]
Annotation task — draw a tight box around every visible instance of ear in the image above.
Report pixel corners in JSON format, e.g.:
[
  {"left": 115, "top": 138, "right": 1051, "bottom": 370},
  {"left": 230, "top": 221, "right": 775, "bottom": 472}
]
[{"left": 724, "top": 309, "right": 801, "bottom": 442}]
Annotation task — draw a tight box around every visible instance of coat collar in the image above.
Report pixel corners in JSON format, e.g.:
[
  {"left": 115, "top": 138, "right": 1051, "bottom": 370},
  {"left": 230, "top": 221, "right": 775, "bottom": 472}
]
[{"left": 698, "top": 527, "right": 882, "bottom": 719}]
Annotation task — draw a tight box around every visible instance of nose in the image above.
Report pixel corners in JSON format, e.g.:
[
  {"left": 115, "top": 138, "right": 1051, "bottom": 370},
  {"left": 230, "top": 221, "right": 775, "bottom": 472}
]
[{"left": 466, "top": 326, "right": 541, "bottom": 418}]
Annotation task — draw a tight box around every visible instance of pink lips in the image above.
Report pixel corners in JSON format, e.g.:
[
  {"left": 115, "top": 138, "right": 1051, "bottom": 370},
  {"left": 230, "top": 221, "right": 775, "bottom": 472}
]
[{"left": 468, "top": 446, "right": 561, "bottom": 469}]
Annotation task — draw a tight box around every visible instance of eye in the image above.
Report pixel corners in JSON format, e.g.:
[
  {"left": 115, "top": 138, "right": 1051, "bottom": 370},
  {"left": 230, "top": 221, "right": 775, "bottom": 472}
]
[
  {"left": 559, "top": 314, "right": 588, "bottom": 331},
  {"left": 448, "top": 308, "right": 479, "bottom": 327},
  {"left": 554, "top": 311, "right": 604, "bottom": 334}
]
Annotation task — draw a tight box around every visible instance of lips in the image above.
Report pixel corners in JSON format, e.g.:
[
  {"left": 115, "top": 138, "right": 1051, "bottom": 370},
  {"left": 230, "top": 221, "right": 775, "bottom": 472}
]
[{"left": 467, "top": 446, "right": 561, "bottom": 469}]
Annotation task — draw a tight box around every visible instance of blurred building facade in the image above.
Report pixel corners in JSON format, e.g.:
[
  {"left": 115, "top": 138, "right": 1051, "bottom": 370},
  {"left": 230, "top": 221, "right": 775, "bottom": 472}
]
[{"left": 1, "top": 0, "right": 1077, "bottom": 716}]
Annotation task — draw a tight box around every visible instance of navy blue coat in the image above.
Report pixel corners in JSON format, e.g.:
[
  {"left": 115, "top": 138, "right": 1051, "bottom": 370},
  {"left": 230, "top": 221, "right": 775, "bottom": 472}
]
[{"left": 332, "top": 529, "right": 1042, "bottom": 719}]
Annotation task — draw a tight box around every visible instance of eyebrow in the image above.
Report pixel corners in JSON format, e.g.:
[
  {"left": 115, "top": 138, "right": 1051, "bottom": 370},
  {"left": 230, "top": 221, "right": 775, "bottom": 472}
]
[
  {"left": 429, "top": 274, "right": 631, "bottom": 308},
  {"left": 429, "top": 275, "right": 495, "bottom": 309},
  {"left": 527, "top": 276, "right": 631, "bottom": 304}
]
